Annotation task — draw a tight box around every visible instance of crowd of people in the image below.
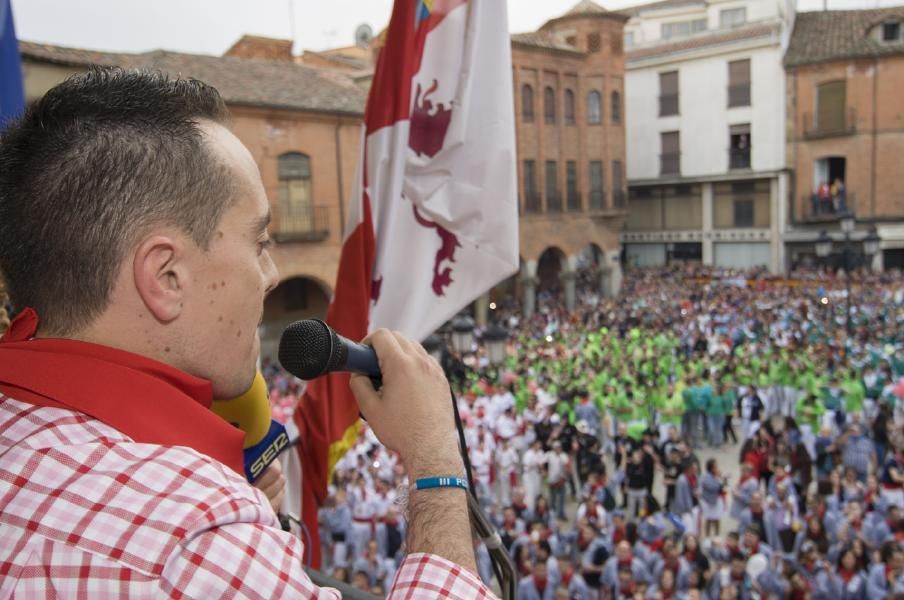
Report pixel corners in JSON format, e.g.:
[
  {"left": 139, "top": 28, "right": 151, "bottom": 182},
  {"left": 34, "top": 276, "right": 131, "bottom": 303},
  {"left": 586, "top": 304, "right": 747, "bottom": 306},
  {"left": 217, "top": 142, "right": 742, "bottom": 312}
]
[{"left": 265, "top": 264, "right": 904, "bottom": 599}]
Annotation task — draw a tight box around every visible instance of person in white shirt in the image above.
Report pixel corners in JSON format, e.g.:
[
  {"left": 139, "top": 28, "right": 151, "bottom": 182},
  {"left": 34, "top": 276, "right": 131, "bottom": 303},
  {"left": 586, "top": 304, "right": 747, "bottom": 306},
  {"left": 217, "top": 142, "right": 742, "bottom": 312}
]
[
  {"left": 546, "top": 441, "right": 571, "bottom": 520},
  {"left": 523, "top": 438, "right": 547, "bottom": 512},
  {"left": 496, "top": 437, "right": 520, "bottom": 506}
]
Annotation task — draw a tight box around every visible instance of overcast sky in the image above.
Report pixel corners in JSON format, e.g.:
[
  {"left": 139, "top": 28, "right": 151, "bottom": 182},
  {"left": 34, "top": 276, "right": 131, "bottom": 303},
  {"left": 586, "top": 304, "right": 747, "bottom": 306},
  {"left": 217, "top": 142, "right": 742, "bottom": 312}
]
[{"left": 11, "top": 0, "right": 904, "bottom": 56}]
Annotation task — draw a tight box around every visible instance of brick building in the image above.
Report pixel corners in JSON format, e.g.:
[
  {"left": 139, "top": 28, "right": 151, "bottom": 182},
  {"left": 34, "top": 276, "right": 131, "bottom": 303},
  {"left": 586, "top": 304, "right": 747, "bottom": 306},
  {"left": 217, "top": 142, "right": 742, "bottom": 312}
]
[
  {"left": 784, "top": 7, "right": 904, "bottom": 271},
  {"left": 511, "top": 0, "right": 629, "bottom": 316}
]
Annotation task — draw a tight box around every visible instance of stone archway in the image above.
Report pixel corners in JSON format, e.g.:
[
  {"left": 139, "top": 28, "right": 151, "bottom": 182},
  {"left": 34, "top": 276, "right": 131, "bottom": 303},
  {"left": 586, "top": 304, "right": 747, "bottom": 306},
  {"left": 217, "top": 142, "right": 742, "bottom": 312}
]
[
  {"left": 260, "top": 275, "right": 332, "bottom": 363},
  {"left": 537, "top": 246, "right": 568, "bottom": 291}
]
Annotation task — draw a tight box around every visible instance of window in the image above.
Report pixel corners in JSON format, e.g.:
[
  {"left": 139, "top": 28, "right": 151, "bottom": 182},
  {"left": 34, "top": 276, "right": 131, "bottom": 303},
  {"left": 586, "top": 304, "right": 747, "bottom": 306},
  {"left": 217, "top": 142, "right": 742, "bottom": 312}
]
[
  {"left": 729, "top": 124, "right": 751, "bottom": 170},
  {"left": 611, "top": 91, "right": 621, "bottom": 124},
  {"left": 659, "top": 71, "right": 679, "bottom": 116},
  {"left": 734, "top": 199, "right": 754, "bottom": 227},
  {"left": 816, "top": 80, "right": 846, "bottom": 132},
  {"left": 624, "top": 31, "right": 635, "bottom": 48},
  {"left": 661, "top": 19, "right": 706, "bottom": 40},
  {"left": 587, "top": 33, "right": 601, "bottom": 53},
  {"left": 588, "top": 91, "right": 602, "bottom": 124},
  {"left": 566, "top": 161, "right": 580, "bottom": 210},
  {"left": 728, "top": 59, "right": 751, "bottom": 108},
  {"left": 612, "top": 160, "right": 625, "bottom": 207},
  {"left": 546, "top": 161, "right": 560, "bottom": 212},
  {"left": 589, "top": 161, "right": 604, "bottom": 209},
  {"left": 521, "top": 84, "right": 534, "bottom": 122},
  {"left": 720, "top": 7, "right": 746, "bottom": 28},
  {"left": 544, "top": 86, "right": 556, "bottom": 124},
  {"left": 883, "top": 22, "right": 901, "bottom": 42},
  {"left": 523, "top": 160, "right": 539, "bottom": 212},
  {"left": 564, "top": 89, "right": 575, "bottom": 125},
  {"left": 611, "top": 34, "right": 623, "bottom": 55},
  {"left": 278, "top": 152, "right": 313, "bottom": 235},
  {"left": 661, "top": 131, "right": 680, "bottom": 175}
]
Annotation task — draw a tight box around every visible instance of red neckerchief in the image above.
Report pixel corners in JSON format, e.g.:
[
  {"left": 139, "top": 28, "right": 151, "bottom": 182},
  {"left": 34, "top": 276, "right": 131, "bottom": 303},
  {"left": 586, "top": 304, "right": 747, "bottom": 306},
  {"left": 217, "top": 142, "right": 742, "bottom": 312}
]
[
  {"left": 577, "top": 530, "right": 590, "bottom": 551},
  {"left": 731, "top": 570, "right": 746, "bottom": 583},
  {"left": 619, "top": 581, "right": 634, "bottom": 596},
  {"left": 0, "top": 308, "right": 244, "bottom": 476},
  {"left": 686, "top": 471, "right": 698, "bottom": 489},
  {"left": 612, "top": 526, "right": 626, "bottom": 544},
  {"left": 685, "top": 550, "right": 697, "bottom": 562},
  {"left": 838, "top": 568, "right": 856, "bottom": 583},
  {"left": 561, "top": 568, "right": 573, "bottom": 586},
  {"left": 618, "top": 556, "right": 634, "bottom": 569},
  {"left": 647, "top": 538, "right": 665, "bottom": 554},
  {"left": 661, "top": 586, "right": 674, "bottom": 599},
  {"left": 533, "top": 575, "right": 547, "bottom": 593}
]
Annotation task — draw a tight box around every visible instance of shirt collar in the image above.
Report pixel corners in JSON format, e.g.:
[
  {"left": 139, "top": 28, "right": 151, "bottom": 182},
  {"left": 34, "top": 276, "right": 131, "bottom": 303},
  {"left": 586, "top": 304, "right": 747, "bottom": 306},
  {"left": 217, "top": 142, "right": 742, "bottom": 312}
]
[{"left": 0, "top": 308, "right": 245, "bottom": 476}]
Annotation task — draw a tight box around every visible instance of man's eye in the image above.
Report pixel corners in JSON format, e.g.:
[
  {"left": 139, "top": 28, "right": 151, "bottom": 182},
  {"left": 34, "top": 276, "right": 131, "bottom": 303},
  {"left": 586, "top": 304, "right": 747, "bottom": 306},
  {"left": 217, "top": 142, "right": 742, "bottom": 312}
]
[{"left": 259, "top": 238, "right": 274, "bottom": 251}]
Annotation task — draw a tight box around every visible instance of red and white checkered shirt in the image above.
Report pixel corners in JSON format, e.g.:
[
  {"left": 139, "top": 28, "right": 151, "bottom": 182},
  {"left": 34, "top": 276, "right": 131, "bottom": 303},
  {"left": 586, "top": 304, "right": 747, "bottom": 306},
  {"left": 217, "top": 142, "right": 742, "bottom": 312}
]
[{"left": 0, "top": 395, "right": 496, "bottom": 598}]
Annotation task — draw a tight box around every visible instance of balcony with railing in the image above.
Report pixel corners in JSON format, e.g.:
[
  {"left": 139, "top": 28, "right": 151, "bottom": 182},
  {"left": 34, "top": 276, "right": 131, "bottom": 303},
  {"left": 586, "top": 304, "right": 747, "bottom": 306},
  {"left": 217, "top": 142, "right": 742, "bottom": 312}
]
[
  {"left": 524, "top": 192, "right": 542, "bottom": 214},
  {"left": 567, "top": 191, "right": 582, "bottom": 212},
  {"left": 800, "top": 191, "right": 855, "bottom": 223},
  {"left": 274, "top": 206, "right": 330, "bottom": 242},
  {"left": 729, "top": 147, "right": 751, "bottom": 170},
  {"left": 660, "top": 152, "right": 681, "bottom": 176},
  {"left": 803, "top": 109, "right": 857, "bottom": 139},
  {"left": 659, "top": 93, "right": 679, "bottom": 117}
]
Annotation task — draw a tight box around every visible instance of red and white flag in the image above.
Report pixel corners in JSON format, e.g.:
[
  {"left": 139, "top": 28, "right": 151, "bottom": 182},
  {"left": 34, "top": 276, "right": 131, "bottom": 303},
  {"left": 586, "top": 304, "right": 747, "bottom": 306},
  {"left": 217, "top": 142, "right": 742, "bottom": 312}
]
[
  {"left": 291, "top": 0, "right": 518, "bottom": 568},
  {"left": 364, "top": 0, "right": 518, "bottom": 338}
]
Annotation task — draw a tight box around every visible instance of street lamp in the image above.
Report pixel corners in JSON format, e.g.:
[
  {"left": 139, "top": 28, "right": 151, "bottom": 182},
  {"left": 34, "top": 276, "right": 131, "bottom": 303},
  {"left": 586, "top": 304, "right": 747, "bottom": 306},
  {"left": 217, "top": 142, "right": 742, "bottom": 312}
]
[
  {"left": 450, "top": 316, "right": 475, "bottom": 354},
  {"left": 864, "top": 227, "right": 881, "bottom": 259},
  {"left": 422, "top": 333, "right": 445, "bottom": 364},
  {"left": 815, "top": 230, "right": 832, "bottom": 259},
  {"left": 483, "top": 324, "right": 509, "bottom": 366},
  {"left": 816, "top": 218, "right": 882, "bottom": 337}
]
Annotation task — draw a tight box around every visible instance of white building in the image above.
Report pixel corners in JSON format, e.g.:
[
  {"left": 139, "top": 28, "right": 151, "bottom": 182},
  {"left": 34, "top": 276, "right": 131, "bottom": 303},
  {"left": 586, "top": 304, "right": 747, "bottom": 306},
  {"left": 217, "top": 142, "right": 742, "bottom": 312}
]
[{"left": 621, "top": 0, "right": 796, "bottom": 272}]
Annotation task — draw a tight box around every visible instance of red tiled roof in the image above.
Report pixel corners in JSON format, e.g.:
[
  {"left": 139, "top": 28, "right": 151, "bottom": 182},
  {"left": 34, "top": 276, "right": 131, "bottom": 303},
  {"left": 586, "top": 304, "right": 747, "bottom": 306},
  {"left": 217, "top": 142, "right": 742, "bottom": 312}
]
[
  {"left": 19, "top": 41, "right": 367, "bottom": 116},
  {"left": 785, "top": 8, "right": 904, "bottom": 68}
]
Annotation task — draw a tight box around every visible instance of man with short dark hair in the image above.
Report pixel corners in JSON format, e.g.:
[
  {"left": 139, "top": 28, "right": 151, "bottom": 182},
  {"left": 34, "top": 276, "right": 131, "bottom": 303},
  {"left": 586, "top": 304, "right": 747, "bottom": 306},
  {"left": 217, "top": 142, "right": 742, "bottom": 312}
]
[{"left": 0, "top": 69, "right": 492, "bottom": 597}]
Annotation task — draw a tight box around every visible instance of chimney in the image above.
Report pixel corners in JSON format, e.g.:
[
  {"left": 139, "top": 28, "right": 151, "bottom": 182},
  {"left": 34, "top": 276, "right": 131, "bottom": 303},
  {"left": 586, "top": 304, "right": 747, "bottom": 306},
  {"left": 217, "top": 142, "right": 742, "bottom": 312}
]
[{"left": 225, "top": 35, "right": 294, "bottom": 61}]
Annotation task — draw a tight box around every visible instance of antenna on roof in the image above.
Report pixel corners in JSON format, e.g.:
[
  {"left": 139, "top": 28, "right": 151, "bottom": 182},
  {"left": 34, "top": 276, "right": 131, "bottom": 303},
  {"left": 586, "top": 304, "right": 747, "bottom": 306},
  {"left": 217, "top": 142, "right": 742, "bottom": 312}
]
[
  {"left": 288, "top": 0, "right": 297, "bottom": 54},
  {"left": 355, "top": 24, "right": 374, "bottom": 48}
]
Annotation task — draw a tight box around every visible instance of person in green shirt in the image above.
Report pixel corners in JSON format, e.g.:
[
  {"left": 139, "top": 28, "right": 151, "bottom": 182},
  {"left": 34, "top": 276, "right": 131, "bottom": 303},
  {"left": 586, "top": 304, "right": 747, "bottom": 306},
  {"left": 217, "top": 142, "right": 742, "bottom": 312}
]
[
  {"left": 659, "top": 382, "right": 685, "bottom": 441},
  {"left": 795, "top": 394, "right": 825, "bottom": 434}
]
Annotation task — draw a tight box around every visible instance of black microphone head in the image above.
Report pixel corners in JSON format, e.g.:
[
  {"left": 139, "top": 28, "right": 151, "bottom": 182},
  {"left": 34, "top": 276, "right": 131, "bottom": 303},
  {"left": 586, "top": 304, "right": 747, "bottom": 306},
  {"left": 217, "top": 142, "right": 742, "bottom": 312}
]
[{"left": 278, "top": 319, "right": 348, "bottom": 380}]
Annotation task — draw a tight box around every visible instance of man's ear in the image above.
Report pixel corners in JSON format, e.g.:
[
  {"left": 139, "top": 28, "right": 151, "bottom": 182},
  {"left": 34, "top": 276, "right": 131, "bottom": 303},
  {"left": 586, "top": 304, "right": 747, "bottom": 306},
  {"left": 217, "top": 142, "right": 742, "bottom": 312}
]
[{"left": 133, "top": 234, "right": 188, "bottom": 323}]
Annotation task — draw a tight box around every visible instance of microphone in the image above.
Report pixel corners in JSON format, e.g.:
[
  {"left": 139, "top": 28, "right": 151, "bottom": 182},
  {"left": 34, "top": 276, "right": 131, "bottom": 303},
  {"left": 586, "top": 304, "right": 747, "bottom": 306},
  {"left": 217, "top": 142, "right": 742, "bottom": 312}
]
[
  {"left": 211, "top": 370, "right": 289, "bottom": 482},
  {"left": 278, "top": 319, "right": 381, "bottom": 385}
]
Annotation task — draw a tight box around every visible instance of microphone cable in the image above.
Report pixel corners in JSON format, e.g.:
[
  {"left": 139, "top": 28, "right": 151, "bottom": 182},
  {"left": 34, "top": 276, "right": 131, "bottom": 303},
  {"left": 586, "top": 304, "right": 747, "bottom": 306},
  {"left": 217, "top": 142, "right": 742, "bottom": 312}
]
[{"left": 448, "top": 383, "right": 516, "bottom": 600}]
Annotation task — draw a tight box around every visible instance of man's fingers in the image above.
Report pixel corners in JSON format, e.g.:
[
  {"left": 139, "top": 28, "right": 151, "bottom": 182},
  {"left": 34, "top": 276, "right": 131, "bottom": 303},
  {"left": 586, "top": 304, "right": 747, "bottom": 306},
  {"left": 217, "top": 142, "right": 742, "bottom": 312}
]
[{"left": 350, "top": 373, "right": 380, "bottom": 417}]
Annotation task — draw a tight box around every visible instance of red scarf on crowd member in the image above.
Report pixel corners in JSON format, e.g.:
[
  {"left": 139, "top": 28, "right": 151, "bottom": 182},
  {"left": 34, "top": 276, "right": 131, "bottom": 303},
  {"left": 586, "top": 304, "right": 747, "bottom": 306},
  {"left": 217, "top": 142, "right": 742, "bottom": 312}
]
[
  {"left": 618, "top": 555, "right": 634, "bottom": 570},
  {"left": 533, "top": 575, "right": 547, "bottom": 593},
  {"left": 561, "top": 568, "right": 573, "bottom": 586},
  {"left": 838, "top": 568, "right": 857, "bottom": 584},
  {"left": 0, "top": 309, "right": 244, "bottom": 474},
  {"left": 612, "top": 525, "right": 626, "bottom": 545},
  {"left": 685, "top": 470, "right": 698, "bottom": 490},
  {"left": 685, "top": 550, "right": 697, "bottom": 563}
]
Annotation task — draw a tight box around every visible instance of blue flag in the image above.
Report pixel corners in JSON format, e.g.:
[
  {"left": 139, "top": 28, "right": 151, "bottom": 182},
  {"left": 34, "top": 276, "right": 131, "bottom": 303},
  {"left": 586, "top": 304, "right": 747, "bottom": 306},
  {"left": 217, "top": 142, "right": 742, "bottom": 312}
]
[{"left": 0, "top": 0, "right": 24, "bottom": 129}]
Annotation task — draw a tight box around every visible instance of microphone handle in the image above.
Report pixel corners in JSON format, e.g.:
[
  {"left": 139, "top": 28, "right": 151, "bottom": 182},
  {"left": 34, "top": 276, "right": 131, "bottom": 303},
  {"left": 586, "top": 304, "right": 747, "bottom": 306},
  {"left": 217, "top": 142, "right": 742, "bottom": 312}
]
[{"left": 342, "top": 339, "right": 382, "bottom": 390}]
